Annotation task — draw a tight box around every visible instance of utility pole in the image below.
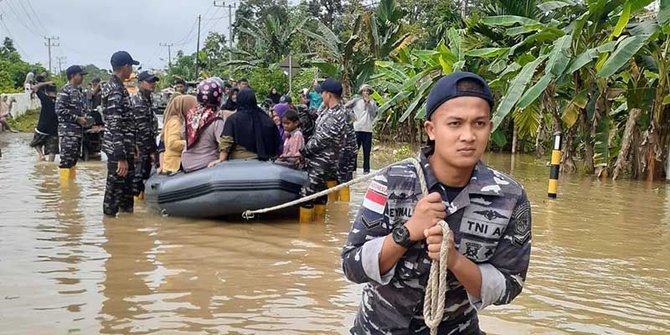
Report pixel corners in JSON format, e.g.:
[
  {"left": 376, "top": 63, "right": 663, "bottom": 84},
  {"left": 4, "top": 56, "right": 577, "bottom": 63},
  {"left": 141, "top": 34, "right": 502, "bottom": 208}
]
[
  {"left": 159, "top": 42, "right": 174, "bottom": 69},
  {"left": 44, "top": 36, "right": 60, "bottom": 74},
  {"left": 195, "top": 14, "right": 202, "bottom": 80},
  {"left": 213, "top": 1, "right": 237, "bottom": 73},
  {"left": 56, "top": 56, "right": 67, "bottom": 74}
]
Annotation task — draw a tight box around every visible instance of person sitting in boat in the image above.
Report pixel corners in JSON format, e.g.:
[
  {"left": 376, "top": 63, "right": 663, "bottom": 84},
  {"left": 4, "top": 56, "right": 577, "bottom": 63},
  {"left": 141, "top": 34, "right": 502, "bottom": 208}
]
[
  {"left": 181, "top": 78, "right": 225, "bottom": 173},
  {"left": 209, "top": 88, "right": 281, "bottom": 165},
  {"left": 276, "top": 109, "right": 304, "bottom": 169},
  {"left": 158, "top": 95, "right": 197, "bottom": 174}
]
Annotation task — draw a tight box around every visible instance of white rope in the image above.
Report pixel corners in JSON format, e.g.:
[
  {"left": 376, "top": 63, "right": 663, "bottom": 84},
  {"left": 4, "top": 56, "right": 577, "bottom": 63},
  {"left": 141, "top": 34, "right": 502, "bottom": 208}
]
[
  {"left": 242, "top": 157, "right": 420, "bottom": 219},
  {"left": 242, "top": 157, "right": 451, "bottom": 335}
]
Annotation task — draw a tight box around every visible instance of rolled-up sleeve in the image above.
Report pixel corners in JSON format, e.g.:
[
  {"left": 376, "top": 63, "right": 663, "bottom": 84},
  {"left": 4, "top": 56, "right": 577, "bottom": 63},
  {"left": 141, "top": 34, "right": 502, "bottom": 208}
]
[
  {"left": 342, "top": 174, "right": 393, "bottom": 285},
  {"left": 471, "top": 191, "right": 532, "bottom": 310}
]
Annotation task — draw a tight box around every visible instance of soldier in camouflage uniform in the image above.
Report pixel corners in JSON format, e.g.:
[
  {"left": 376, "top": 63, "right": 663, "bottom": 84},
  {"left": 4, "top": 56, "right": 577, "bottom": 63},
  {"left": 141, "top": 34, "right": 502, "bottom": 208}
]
[
  {"left": 338, "top": 106, "right": 358, "bottom": 184},
  {"left": 101, "top": 51, "right": 139, "bottom": 217},
  {"left": 130, "top": 71, "right": 160, "bottom": 198},
  {"left": 299, "top": 78, "right": 348, "bottom": 218},
  {"left": 55, "top": 65, "right": 88, "bottom": 170},
  {"left": 342, "top": 72, "right": 531, "bottom": 334}
]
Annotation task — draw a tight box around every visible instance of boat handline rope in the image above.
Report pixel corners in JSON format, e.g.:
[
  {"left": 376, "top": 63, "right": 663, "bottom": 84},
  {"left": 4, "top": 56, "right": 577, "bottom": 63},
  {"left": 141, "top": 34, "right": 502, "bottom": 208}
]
[{"left": 242, "top": 157, "right": 451, "bottom": 334}]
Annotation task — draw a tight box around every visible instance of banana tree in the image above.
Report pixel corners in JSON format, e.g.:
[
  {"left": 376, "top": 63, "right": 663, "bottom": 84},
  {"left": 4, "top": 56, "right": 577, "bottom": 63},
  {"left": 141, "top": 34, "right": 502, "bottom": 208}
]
[
  {"left": 369, "top": 28, "right": 467, "bottom": 141},
  {"left": 473, "top": 0, "right": 657, "bottom": 176}
]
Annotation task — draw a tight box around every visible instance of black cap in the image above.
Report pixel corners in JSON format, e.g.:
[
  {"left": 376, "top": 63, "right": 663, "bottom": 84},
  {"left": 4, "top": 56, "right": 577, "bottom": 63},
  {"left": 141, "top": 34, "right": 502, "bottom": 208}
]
[
  {"left": 425, "top": 72, "right": 494, "bottom": 120},
  {"left": 66, "top": 65, "right": 87, "bottom": 78},
  {"left": 319, "top": 78, "right": 342, "bottom": 96},
  {"left": 279, "top": 95, "right": 292, "bottom": 104},
  {"left": 110, "top": 51, "right": 139, "bottom": 67},
  {"left": 138, "top": 71, "right": 159, "bottom": 83}
]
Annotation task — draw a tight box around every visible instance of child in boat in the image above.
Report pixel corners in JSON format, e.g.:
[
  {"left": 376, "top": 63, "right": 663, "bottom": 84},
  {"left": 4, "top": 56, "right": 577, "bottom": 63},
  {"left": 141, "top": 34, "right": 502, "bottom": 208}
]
[{"left": 277, "top": 109, "right": 304, "bottom": 168}]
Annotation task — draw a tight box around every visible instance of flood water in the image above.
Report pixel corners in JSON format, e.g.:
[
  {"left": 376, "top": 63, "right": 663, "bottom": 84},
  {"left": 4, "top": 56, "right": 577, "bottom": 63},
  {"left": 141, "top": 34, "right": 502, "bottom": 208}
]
[{"left": 1, "top": 132, "right": 669, "bottom": 335}]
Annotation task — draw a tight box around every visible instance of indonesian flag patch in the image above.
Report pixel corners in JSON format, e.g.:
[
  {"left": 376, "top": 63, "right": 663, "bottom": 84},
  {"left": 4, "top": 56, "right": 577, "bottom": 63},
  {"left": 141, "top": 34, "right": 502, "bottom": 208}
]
[{"left": 363, "top": 179, "right": 388, "bottom": 214}]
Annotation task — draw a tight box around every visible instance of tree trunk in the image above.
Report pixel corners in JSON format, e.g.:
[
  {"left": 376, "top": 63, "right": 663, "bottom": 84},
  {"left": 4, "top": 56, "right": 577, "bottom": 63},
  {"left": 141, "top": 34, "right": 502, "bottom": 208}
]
[
  {"left": 535, "top": 112, "right": 545, "bottom": 158},
  {"left": 561, "top": 122, "right": 578, "bottom": 174},
  {"left": 612, "top": 108, "right": 641, "bottom": 180},
  {"left": 580, "top": 106, "right": 594, "bottom": 174},
  {"left": 511, "top": 122, "right": 517, "bottom": 154}
]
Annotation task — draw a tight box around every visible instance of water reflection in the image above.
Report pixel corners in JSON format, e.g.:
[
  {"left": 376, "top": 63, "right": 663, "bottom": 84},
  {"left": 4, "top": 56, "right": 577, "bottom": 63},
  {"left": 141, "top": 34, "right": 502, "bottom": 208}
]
[{"left": 1, "top": 133, "right": 669, "bottom": 334}]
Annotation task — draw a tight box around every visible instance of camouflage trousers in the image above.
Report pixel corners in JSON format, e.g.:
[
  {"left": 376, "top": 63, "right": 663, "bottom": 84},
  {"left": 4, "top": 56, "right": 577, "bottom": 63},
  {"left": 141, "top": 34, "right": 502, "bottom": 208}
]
[
  {"left": 301, "top": 156, "right": 337, "bottom": 206},
  {"left": 338, "top": 148, "right": 357, "bottom": 184},
  {"left": 103, "top": 158, "right": 135, "bottom": 216},
  {"left": 59, "top": 135, "right": 81, "bottom": 168},
  {"left": 132, "top": 153, "right": 153, "bottom": 196}
]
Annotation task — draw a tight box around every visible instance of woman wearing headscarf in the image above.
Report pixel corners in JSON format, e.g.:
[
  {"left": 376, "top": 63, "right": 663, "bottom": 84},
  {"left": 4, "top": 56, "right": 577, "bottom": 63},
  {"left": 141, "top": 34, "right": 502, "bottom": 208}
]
[
  {"left": 267, "top": 87, "right": 282, "bottom": 105},
  {"left": 209, "top": 88, "right": 281, "bottom": 165},
  {"left": 158, "top": 95, "right": 197, "bottom": 174},
  {"left": 181, "top": 78, "right": 225, "bottom": 172},
  {"left": 221, "top": 88, "right": 238, "bottom": 112}
]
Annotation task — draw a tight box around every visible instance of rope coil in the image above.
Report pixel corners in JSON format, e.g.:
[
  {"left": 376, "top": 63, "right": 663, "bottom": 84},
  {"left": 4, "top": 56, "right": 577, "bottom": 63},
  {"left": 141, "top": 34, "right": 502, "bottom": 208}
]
[{"left": 242, "top": 157, "right": 451, "bottom": 334}]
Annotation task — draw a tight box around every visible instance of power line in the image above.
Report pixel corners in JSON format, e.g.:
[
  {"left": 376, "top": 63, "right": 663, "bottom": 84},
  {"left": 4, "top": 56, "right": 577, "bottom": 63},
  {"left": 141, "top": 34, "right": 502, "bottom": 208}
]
[
  {"left": 0, "top": 14, "right": 28, "bottom": 57},
  {"left": 25, "top": 0, "right": 49, "bottom": 34},
  {"left": 17, "top": 0, "right": 44, "bottom": 35},
  {"left": 2, "top": 0, "right": 41, "bottom": 38}
]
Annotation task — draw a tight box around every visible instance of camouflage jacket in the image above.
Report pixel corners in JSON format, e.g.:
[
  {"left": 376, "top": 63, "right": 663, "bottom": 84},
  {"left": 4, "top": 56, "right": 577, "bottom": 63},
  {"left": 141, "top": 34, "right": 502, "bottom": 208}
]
[
  {"left": 55, "top": 83, "right": 86, "bottom": 135},
  {"left": 342, "top": 152, "right": 532, "bottom": 334},
  {"left": 300, "top": 103, "right": 347, "bottom": 161},
  {"left": 338, "top": 108, "right": 358, "bottom": 182},
  {"left": 130, "top": 90, "right": 158, "bottom": 154},
  {"left": 101, "top": 75, "right": 135, "bottom": 161}
]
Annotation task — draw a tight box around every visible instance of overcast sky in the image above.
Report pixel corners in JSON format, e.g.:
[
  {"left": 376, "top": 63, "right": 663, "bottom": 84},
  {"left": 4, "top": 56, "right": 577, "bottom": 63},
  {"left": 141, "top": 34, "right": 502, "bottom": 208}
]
[{"left": 0, "top": 0, "right": 236, "bottom": 72}]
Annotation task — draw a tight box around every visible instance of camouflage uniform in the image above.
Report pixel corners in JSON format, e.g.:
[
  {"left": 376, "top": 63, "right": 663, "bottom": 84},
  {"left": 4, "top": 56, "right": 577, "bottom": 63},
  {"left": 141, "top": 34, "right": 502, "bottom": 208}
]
[
  {"left": 101, "top": 75, "right": 136, "bottom": 216},
  {"left": 300, "top": 103, "right": 348, "bottom": 205},
  {"left": 55, "top": 83, "right": 86, "bottom": 168},
  {"left": 295, "top": 104, "right": 316, "bottom": 144},
  {"left": 342, "top": 151, "right": 532, "bottom": 334},
  {"left": 338, "top": 108, "right": 358, "bottom": 183},
  {"left": 130, "top": 90, "right": 158, "bottom": 196}
]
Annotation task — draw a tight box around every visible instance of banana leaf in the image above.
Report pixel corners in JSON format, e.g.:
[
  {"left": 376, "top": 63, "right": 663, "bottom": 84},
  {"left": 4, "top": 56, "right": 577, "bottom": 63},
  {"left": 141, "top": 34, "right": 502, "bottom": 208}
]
[
  {"left": 465, "top": 48, "right": 511, "bottom": 58},
  {"left": 400, "top": 79, "right": 433, "bottom": 122},
  {"left": 561, "top": 89, "right": 589, "bottom": 127},
  {"left": 379, "top": 91, "right": 412, "bottom": 115},
  {"left": 597, "top": 35, "right": 648, "bottom": 78},
  {"left": 660, "top": 0, "right": 670, "bottom": 26},
  {"left": 545, "top": 34, "right": 572, "bottom": 77},
  {"left": 537, "top": 1, "right": 575, "bottom": 12},
  {"left": 492, "top": 55, "right": 546, "bottom": 131},
  {"left": 517, "top": 73, "right": 554, "bottom": 109},
  {"left": 481, "top": 15, "right": 541, "bottom": 27}
]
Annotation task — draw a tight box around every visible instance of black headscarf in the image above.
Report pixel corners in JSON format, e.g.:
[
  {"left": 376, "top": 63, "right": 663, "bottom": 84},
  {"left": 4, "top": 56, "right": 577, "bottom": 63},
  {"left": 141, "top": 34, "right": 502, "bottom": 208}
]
[
  {"left": 221, "top": 88, "right": 281, "bottom": 160},
  {"left": 221, "top": 89, "right": 238, "bottom": 111}
]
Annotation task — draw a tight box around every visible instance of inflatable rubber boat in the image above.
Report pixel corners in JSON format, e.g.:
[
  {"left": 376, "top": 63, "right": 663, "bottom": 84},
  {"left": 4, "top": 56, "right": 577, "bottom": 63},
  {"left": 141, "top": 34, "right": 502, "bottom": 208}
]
[{"left": 144, "top": 160, "right": 307, "bottom": 219}]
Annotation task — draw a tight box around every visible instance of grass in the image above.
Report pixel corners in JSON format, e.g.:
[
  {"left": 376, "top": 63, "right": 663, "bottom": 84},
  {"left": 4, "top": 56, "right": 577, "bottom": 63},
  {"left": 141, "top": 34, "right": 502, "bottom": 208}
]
[{"left": 7, "top": 108, "right": 39, "bottom": 133}]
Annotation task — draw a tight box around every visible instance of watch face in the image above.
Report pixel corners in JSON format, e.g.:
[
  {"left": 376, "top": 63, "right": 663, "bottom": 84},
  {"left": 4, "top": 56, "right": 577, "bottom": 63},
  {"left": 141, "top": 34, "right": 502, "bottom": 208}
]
[{"left": 393, "top": 225, "right": 409, "bottom": 244}]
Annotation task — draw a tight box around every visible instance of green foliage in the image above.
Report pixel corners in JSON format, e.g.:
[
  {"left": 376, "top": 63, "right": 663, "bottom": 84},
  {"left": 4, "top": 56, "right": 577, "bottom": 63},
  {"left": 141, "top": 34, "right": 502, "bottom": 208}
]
[
  {"left": 0, "top": 37, "right": 48, "bottom": 93},
  {"left": 8, "top": 109, "right": 39, "bottom": 133},
  {"left": 235, "top": 65, "right": 288, "bottom": 100}
]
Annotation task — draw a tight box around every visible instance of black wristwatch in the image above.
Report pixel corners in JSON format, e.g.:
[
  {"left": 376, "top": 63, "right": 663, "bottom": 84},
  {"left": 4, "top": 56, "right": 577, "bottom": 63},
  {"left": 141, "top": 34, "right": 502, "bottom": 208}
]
[{"left": 392, "top": 225, "right": 415, "bottom": 248}]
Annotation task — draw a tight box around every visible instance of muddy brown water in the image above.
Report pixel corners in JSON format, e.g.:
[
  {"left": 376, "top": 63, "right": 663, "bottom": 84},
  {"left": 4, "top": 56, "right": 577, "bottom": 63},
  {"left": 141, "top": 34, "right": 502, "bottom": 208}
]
[{"left": 1, "top": 133, "right": 669, "bottom": 335}]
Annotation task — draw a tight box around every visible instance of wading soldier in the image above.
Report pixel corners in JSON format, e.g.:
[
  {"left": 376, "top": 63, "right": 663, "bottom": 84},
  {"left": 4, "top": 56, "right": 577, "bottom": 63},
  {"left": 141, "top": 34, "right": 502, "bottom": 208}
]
[
  {"left": 299, "top": 78, "right": 348, "bottom": 222},
  {"left": 55, "top": 65, "right": 88, "bottom": 180},
  {"left": 342, "top": 72, "right": 532, "bottom": 334},
  {"left": 131, "top": 71, "right": 159, "bottom": 200},
  {"left": 337, "top": 107, "right": 357, "bottom": 202},
  {"left": 101, "top": 51, "right": 139, "bottom": 217}
]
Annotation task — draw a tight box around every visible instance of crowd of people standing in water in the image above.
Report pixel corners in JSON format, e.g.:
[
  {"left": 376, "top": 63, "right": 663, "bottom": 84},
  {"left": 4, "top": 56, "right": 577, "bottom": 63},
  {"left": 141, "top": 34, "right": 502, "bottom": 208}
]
[
  {"left": 23, "top": 50, "right": 380, "bottom": 221},
  {"left": 14, "top": 47, "right": 533, "bottom": 334}
]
